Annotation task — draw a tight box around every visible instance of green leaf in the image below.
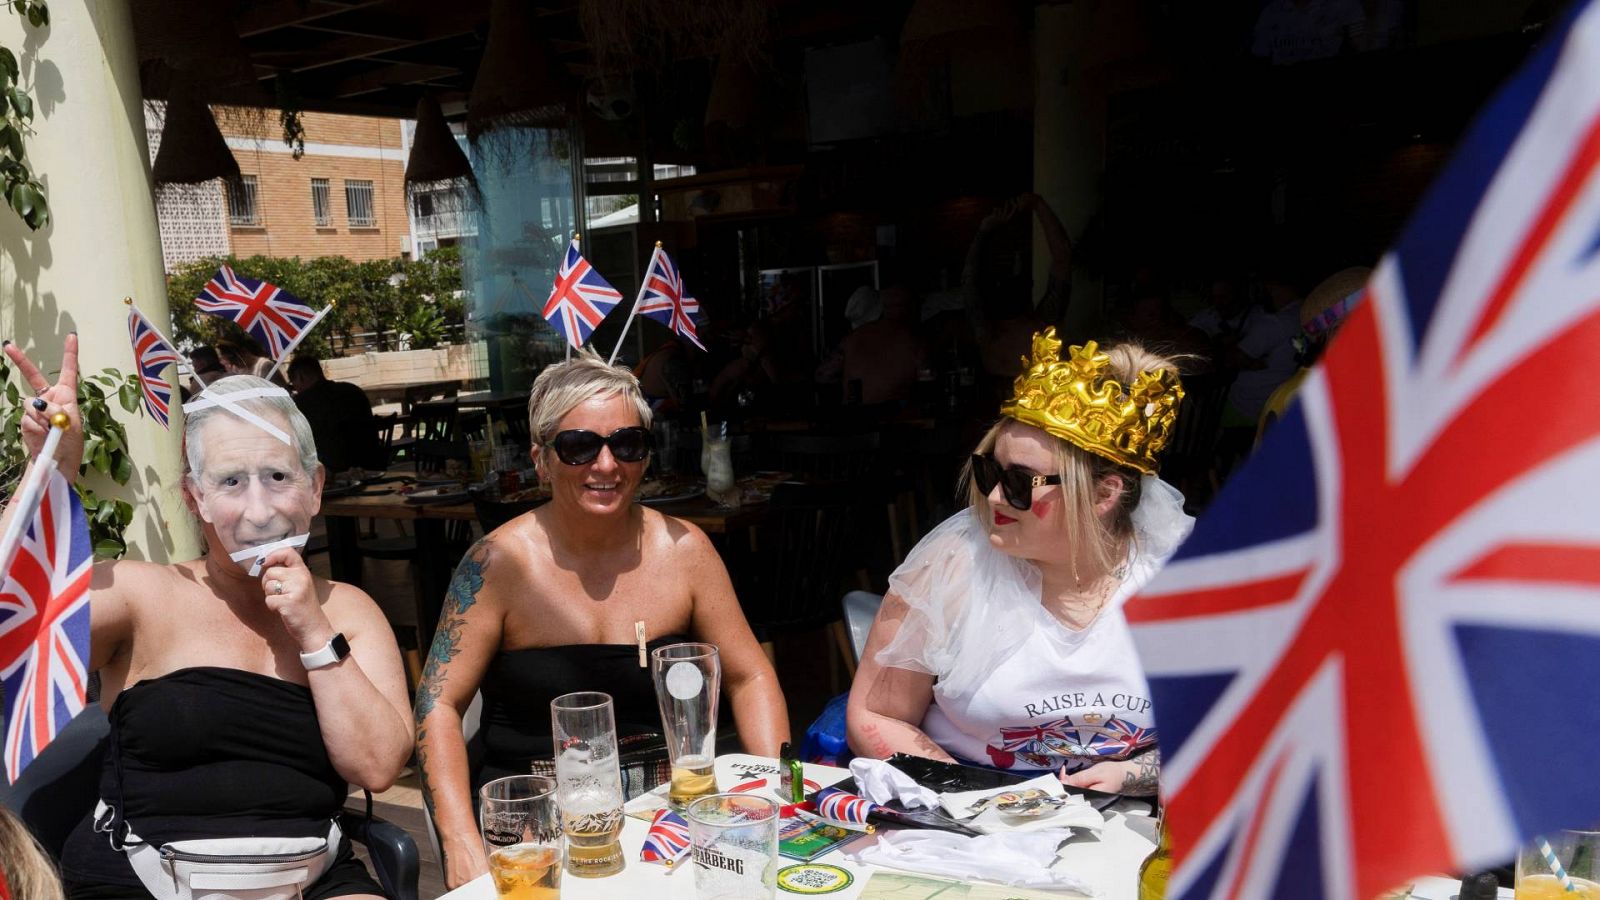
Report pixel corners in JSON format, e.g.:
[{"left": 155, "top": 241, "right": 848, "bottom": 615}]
[
  {"left": 26, "top": 5, "right": 40, "bottom": 27},
  {"left": 118, "top": 380, "right": 139, "bottom": 414},
  {"left": 11, "top": 2, "right": 24, "bottom": 17},
  {"left": 8, "top": 179, "right": 31, "bottom": 218},
  {"left": 112, "top": 450, "right": 132, "bottom": 485},
  {"left": 0, "top": 47, "right": 17, "bottom": 84},
  {"left": 7, "top": 87, "right": 31, "bottom": 123},
  {"left": 93, "top": 538, "right": 124, "bottom": 560},
  {"left": 35, "top": 4, "right": 46, "bottom": 27}
]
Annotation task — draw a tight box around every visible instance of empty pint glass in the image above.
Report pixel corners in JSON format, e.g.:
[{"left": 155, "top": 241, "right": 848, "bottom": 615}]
[
  {"left": 686, "top": 793, "right": 779, "bottom": 899},
  {"left": 550, "top": 692, "right": 625, "bottom": 877},
  {"left": 651, "top": 642, "right": 721, "bottom": 810},
  {"left": 479, "top": 775, "right": 562, "bottom": 899}
]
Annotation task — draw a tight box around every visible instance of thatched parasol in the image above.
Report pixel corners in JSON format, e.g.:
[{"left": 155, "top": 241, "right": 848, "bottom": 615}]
[
  {"left": 466, "top": 0, "right": 573, "bottom": 140},
  {"left": 150, "top": 78, "right": 239, "bottom": 186}
]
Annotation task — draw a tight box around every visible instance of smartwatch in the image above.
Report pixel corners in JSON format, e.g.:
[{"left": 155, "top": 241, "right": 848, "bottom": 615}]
[{"left": 299, "top": 633, "right": 351, "bottom": 670}]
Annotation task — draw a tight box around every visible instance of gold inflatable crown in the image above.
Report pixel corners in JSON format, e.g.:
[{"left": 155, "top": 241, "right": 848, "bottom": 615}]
[{"left": 999, "top": 329, "right": 1184, "bottom": 475}]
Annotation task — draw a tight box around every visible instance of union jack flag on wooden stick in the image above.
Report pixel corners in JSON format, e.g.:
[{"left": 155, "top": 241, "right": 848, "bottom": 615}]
[
  {"left": 0, "top": 420, "right": 92, "bottom": 784},
  {"left": 543, "top": 235, "right": 623, "bottom": 351},
  {"left": 1125, "top": 3, "right": 1600, "bottom": 896},
  {"left": 194, "top": 265, "right": 325, "bottom": 363},
  {"left": 125, "top": 300, "right": 180, "bottom": 428},
  {"left": 639, "top": 808, "right": 690, "bottom": 866}
]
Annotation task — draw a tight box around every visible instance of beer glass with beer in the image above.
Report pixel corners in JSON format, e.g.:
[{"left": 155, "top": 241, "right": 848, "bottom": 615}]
[
  {"left": 685, "top": 793, "right": 779, "bottom": 899},
  {"left": 551, "top": 692, "right": 626, "bottom": 877},
  {"left": 651, "top": 642, "right": 721, "bottom": 810},
  {"left": 479, "top": 775, "right": 562, "bottom": 899}
]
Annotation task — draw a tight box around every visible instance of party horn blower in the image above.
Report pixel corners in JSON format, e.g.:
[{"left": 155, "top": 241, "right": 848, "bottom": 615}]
[
  {"left": 813, "top": 786, "right": 878, "bottom": 832},
  {"left": 640, "top": 808, "right": 691, "bottom": 867},
  {"left": 1536, "top": 836, "right": 1579, "bottom": 892}
]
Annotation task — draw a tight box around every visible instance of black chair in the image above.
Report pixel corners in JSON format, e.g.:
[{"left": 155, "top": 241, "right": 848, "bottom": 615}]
[
  {"left": 738, "top": 482, "right": 867, "bottom": 682},
  {"left": 771, "top": 432, "right": 881, "bottom": 481},
  {"left": 0, "top": 707, "right": 420, "bottom": 900},
  {"left": 470, "top": 490, "right": 546, "bottom": 533},
  {"left": 1161, "top": 370, "right": 1235, "bottom": 510},
  {"left": 373, "top": 412, "right": 400, "bottom": 468},
  {"left": 409, "top": 401, "right": 466, "bottom": 478}
]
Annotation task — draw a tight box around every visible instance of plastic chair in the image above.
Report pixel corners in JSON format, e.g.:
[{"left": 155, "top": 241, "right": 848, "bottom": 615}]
[
  {"left": 841, "top": 590, "right": 884, "bottom": 666},
  {"left": 0, "top": 707, "right": 421, "bottom": 900}
]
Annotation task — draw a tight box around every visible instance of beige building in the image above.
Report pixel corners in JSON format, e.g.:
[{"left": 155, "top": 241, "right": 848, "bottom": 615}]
[{"left": 150, "top": 107, "right": 412, "bottom": 271}]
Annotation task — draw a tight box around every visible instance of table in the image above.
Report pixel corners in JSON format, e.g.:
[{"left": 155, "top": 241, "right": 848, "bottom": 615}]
[
  {"left": 320, "top": 486, "right": 770, "bottom": 650},
  {"left": 441, "top": 754, "right": 1159, "bottom": 899}
]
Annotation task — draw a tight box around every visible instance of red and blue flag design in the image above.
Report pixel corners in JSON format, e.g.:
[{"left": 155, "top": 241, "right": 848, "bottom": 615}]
[
  {"left": 0, "top": 469, "right": 92, "bottom": 783},
  {"left": 1083, "top": 717, "right": 1155, "bottom": 759},
  {"left": 1126, "top": 4, "right": 1600, "bottom": 897},
  {"left": 194, "top": 265, "right": 319, "bottom": 360},
  {"left": 814, "top": 787, "right": 877, "bottom": 828},
  {"left": 127, "top": 306, "right": 178, "bottom": 428},
  {"left": 640, "top": 808, "right": 690, "bottom": 866},
  {"left": 542, "top": 238, "right": 623, "bottom": 348},
  {"left": 637, "top": 248, "right": 704, "bottom": 350}
]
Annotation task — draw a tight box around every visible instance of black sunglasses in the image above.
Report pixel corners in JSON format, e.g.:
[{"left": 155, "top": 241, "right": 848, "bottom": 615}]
[
  {"left": 971, "top": 454, "right": 1062, "bottom": 511},
  {"left": 549, "top": 427, "right": 654, "bottom": 465}
]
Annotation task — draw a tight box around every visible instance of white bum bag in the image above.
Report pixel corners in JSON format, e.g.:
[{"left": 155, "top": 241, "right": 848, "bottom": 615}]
[{"left": 94, "top": 800, "right": 340, "bottom": 900}]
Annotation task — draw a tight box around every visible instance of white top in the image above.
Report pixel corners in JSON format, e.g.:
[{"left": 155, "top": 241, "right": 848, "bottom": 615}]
[
  {"left": 877, "top": 479, "right": 1193, "bottom": 774},
  {"left": 1228, "top": 302, "right": 1303, "bottom": 419}
]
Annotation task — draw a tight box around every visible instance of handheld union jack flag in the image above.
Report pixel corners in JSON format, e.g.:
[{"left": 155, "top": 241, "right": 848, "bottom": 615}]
[
  {"left": 639, "top": 808, "right": 690, "bottom": 866},
  {"left": 0, "top": 468, "right": 92, "bottom": 783},
  {"left": 814, "top": 787, "right": 877, "bottom": 830},
  {"left": 636, "top": 247, "right": 704, "bottom": 350},
  {"left": 194, "top": 265, "right": 319, "bottom": 360},
  {"left": 126, "top": 304, "right": 179, "bottom": 428},
  {"left": 1126, "top": 4, "right": 1600, "bottom": 897},
  {"left": 542, "top": 237, "right": 623, "bottom": 349}
]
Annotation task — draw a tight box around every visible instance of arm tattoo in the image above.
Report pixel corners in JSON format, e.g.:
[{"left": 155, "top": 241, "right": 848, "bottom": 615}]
[
  {"left": 414, "top": 537, "right": 493, "bottom": 833},
  {"left": 1120, "top": 744, "right": 1161, "bottom": 796}
]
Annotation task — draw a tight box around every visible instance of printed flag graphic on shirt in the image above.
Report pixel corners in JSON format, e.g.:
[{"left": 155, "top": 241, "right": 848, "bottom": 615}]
[
  {"left": 0, "top": 469, "right": 92, "bottom": 783},
  {"left": 127, "top": 305, "right": 179, "bottom": 428},
  {"left": 542, "top": 237, "right": 623, "bottom": 348},
  {"left": 637, "top": 247, "right": 704, "bottom": 350},
  {"left": 194, "top": 265, "right": 319, "bottom": 359},
  {"left": 1124, "top": 4, "right": 1600, "bottom": 898}
]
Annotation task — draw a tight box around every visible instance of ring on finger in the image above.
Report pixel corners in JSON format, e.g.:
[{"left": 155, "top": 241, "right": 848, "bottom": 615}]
[{"left": 268, "top": 579, "right": 285, "bottom": 595}]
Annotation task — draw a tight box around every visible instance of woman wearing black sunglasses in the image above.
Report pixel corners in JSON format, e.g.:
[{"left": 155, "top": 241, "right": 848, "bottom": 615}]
[
  {"left": 413, "top": 350, "right": 789, "bottom": 889},
  {"left": 847, "top": 329, "right": 1194, "bottom": 795}
]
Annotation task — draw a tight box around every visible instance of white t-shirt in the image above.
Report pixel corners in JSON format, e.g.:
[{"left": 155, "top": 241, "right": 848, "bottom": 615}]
[
  {"left": 1228, "top": 302, "right": 1302, "bottom": 419},
  {"left": 875, "top": 502, "right": 1190, "bottom": 775},
  {"left": 921, "top": 599, "right": 1155, "bottom": 774}
]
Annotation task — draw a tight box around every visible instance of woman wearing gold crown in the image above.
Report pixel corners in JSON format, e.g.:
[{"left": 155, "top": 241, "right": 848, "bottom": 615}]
[{"left": 846, "top": 329, "right": 1194, "bottom": 793}]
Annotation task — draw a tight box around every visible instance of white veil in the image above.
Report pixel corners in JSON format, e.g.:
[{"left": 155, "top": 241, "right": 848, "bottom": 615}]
[{"left": 875, "top": 474, "right": 1193, "bottom": 699}]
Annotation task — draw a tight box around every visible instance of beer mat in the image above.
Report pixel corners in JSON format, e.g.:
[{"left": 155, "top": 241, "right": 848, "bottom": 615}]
[
  {"left": 624, "top": 784, "right": 670, "bottom": 821},
  {"left": 884, "top": 754, "right": 1131, "bottom": 814},
  {"left": 779, "top": 816, "right": 864, "bottom": 862},
  {"left": 856, "top": 871, "right": 1073, "bottom": 899}
]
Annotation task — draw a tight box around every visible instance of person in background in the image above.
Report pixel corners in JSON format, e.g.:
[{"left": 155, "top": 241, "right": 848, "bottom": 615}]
[
  {"left": 287, "top": 355, "right": 385, "bottom": 474},
  {"left": 218, "top": 339, "right": 288, "bottom": 388},
  {"left": 182, "top": 346, "right": 225, "bottom": 402},
  {"left": 1220, "top": 268, "right": 1302, "bottom": 425},
  {"left": 635, "top": 334, "right": 695, "bottom": 414},
  {"left": 839, "top": 285, "right": 927, "bottom": 405},
  {"left": 413, "top": 351, "right": 788, "bottom": 889},
  {"left": 848, "top": 329, "right": 1192, "bottom": 791},
  {"left": 963, "top": 193, "right": 1075, "bottom": 396}
]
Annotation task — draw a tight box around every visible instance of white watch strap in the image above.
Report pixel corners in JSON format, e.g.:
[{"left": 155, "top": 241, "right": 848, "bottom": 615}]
[{"left": 299, "top": 634, "right": 346, "bottom": 670}]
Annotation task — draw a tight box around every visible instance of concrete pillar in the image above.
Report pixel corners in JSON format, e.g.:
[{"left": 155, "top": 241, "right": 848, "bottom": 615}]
[
  {"left": 1032, "top": 2, "right": 1109, "bottom": 341},
  {"left": 0, "top": 2, "right": 198, "bottom": 562}
]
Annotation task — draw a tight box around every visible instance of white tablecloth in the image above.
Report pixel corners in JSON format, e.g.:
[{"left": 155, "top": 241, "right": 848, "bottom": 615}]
[{"left": 441, "top": 754, "right": 1159, "bottom": 898}]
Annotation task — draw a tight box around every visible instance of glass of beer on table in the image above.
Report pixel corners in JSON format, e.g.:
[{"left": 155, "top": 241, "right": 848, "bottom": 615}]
[
  {"left": 551, "top": 692, "right": 626, "bottom": 877},
  {"left": 685, "top": 793, "right": 780, "bottom": 899},
  {"left": 479, "top": 775, "right": 562, "bottom": 898},
  {"left": 1516, "top": 830, "right": 1600, "bottom": 899},
  {"left": 651, "top": 642, "right": 722, "bottom": 810}
]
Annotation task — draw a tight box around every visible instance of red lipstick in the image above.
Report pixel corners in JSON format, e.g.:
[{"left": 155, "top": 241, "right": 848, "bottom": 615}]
[{"left": 994, "top": 510, "right": 1017, "bottom": 526}]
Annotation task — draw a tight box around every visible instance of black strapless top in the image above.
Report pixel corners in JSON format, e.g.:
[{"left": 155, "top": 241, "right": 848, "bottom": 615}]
[
  {"left": 476, "top": 634, "right": 692, "bottom": 786},
  {"left": 61, "top": 667, "right": 347, "bottom": 887}
]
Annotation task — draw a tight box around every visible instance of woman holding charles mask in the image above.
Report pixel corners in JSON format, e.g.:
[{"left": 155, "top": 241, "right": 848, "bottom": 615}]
[
  {"left": 414, "top": 349, "right": 788, "bottom": 889},
  {"left": 1, "top": 337, "right": 411, "bottom": 900},
  {"left": 848, "top": 329, "right": 1193, "bottom": 794}
]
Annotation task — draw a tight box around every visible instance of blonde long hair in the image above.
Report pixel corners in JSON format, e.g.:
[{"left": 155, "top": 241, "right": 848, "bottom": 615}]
[
  {"left": 963, "top": 341, "right": 1182, "bottom": 579},
  {"left": 0, "top": 805, "right": 64, "bottom": 900}
]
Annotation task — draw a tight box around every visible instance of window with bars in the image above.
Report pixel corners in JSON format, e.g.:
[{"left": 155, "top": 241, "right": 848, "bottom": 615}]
[
  {"left": 227, "top": 175, "right": 259, "bottom": 227},
  {"left": 345, "top": 179, "right": 376, "bottom": 228},
  {"left": 310, "top": 178, "right": 331, "bottom": 227}
]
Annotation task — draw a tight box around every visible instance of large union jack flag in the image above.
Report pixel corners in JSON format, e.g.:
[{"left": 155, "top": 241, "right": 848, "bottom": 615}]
[
  {"left": 637, "top": 248, "right": 705, "bottom": 350},
  {"left": 194, "top": 265, "right": 319, "bottom": 359},
  {"left": 127, "top": 305, "right": 178, "bottom": 428},
  {"left": 0, "top": 469, "right": 92, "bottom": 783},
  {"left": 542, "top": 238, "right": 623, "bottom": 348},
  {"left": 1125, "top": 5, "right": 1600, "bottom": 897}
]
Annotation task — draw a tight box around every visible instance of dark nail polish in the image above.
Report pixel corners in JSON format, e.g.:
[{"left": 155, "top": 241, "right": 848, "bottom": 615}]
[
  {"left": 1, "top": 340, "right": 10, "bottom": 347},
  {"left": 31, "top": 398, "right": 46, "bottom": 410}
]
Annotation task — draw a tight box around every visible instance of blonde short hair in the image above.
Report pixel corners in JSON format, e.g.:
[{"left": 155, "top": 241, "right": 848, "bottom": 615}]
[
  {"left": 526, "top": 347, "right": 653, "bottom": 448},
  {"left": 0, "top": 805, "right": 64, "bottom": 900},
  {"left": 964, "top": 341, "right": 1181, "bottom": 577}
]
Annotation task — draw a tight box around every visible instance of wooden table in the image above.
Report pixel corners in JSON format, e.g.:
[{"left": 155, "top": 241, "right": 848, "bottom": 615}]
[{"left": 319, "top": 485, "right": 769, "bottom": 651}]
